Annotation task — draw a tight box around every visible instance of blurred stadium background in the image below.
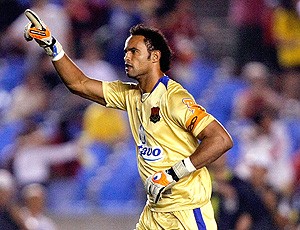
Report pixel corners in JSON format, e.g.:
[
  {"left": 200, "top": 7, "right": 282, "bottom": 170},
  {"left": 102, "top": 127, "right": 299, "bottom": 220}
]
[{"left": 1, "top": 0, "right": 300, "bottom": 229}]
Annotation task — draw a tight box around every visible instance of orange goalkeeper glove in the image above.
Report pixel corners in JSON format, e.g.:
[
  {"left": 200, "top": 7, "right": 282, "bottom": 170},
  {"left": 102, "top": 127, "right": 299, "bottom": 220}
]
[
  {"left": 24, "top": 9, "right": 64, "bottom": 61},
  {"left": 145, "top": 157, "right": 196, "bottom": 203}
]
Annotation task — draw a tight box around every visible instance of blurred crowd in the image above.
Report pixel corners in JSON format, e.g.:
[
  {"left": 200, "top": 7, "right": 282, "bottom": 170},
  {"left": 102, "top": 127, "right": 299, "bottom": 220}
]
[{"left": 0, "top": 0, "right": 300, "bottom": 229}]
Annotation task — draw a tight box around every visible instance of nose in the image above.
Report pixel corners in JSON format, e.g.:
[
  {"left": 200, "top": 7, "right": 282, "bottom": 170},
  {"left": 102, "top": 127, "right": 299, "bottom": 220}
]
[{"left": 124, "top": 51, "right": 131, "bottom": 62}]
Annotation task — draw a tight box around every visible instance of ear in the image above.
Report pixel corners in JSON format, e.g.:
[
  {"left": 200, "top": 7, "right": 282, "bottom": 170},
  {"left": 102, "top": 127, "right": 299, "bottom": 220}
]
[{"left": 151, "top": 50, "right": 161, "bottom": 63}]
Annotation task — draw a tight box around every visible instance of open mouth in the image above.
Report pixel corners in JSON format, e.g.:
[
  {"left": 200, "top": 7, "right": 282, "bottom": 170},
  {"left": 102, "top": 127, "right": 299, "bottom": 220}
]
[{"left": 125, "top": 63, "right": 132, "bottom": 71}]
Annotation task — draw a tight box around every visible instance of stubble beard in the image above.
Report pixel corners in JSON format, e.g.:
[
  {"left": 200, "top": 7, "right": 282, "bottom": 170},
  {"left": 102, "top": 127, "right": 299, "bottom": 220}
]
[{"left": 126, "top": 68, "right": 144, "bottom": 81}]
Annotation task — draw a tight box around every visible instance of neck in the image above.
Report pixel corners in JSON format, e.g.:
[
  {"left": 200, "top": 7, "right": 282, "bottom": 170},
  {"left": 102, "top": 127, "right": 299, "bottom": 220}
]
[{"left": 138, "top": 72, "right": 165, "bottom": 93}]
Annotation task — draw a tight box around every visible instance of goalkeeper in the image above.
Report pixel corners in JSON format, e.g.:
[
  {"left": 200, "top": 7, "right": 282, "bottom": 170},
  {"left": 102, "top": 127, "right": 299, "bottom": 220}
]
[{"left": 24, "top": 9, "right": 233, "bottom": 230}]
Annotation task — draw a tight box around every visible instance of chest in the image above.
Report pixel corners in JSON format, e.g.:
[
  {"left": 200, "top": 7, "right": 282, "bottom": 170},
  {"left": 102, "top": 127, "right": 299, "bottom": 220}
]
[{"left": 135, "top": 95, "right": 164, "bottom": 130}]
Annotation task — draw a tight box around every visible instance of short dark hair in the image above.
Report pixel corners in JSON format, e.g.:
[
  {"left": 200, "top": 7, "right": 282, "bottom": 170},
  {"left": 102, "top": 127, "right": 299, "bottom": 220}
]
[{"left": 129, "top": 24, "right": 173, "bottom": 73}]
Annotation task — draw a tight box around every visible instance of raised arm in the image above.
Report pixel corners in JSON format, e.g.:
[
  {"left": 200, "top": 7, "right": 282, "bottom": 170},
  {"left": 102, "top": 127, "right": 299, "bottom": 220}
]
[
  {"left": 24, "top": 9, "right": 106, "bottom": 105},
  {"left": 52, "top": 54, "right": 106, "bottom": 105}
]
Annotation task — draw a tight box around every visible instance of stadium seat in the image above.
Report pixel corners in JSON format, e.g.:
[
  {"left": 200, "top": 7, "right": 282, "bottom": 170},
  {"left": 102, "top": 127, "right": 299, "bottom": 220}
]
[
  {"left": 0, "top": 120, "right": 24, "bottom": 165},
  {"left": 204, "top": 78, "right": 247, "bottom": 125},
  {"left": 72, "top": 141, "right": 112, "bottom": 203},
  {"left": 285, "top": 119, "right": 300, "bottom": 155},
  {"left": 96, "top": 141, "right": 144, "bottom": 214}
]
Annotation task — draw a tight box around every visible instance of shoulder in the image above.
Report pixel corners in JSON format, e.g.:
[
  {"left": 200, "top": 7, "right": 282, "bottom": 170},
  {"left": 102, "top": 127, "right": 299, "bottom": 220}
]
[
  {"left": 104, "top": 80, "right": 139, "bottom": 91},
  {"left": 166, "top": 78, "right": 188, "bottom": 96},
  {"left": 165, "top": 79, "right": 194, "bottom": 104}
]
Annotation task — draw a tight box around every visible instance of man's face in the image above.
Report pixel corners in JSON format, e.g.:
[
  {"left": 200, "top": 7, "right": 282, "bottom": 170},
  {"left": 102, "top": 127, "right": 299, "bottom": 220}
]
[{"left": 124, "top": 35, "right": 152, "bottom": 79}]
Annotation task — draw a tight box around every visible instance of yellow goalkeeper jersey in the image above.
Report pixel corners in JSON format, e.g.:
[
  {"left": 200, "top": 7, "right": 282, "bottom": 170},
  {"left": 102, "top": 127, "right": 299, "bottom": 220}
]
[{"left": 102, "top": 76, "right": 215, "bottom": 212}]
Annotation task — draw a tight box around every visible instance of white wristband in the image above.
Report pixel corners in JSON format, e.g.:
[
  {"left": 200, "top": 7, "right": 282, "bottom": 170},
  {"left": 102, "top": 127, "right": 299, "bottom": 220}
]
[
  {"left": 50, "top": 39, "right": 64, "bottom": 61},
  {"left": 172, "top": 157, "right": 196, "bottom": 180},
  {"left": 183, "top": 157, "right": 197, "bottom": 172},
  {"left": 52, "top": 49, "right": 65, "bottom": 61}
]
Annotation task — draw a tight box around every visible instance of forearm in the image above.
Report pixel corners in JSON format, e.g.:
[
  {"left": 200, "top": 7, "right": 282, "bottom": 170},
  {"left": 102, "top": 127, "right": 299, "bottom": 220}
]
[
  {"left": 190, "top": 133, "right": 233, "bottom": 170},
  {"left": 52, "top": 54, "right": 106, "bottom": 105},
  {"left": 189, "top": 120, "right": 233, "bottom": 170},
  {"left": 145, "top": 132, "right": 232, "bottom": 203},
  {"left": 145, "top": 121, "right": 233, "bottom": 203},
  {"left": 52, "top": 54, "right": 87, "bottom": 93}
]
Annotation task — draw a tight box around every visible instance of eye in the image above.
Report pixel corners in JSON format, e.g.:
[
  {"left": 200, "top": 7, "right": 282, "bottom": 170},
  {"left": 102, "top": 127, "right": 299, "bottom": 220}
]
[{"left": 124, "top": 48, "right": 138, "bottom": 56}]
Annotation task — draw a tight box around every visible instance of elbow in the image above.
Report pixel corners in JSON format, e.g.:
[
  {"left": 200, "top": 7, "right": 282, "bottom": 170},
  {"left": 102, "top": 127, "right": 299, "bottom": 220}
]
[
  {"left": 224, "top": 134, "right": 233, "bottom": 152},
  {"left": 68, "top": 86, "right": 79, "bottom": 95},
  {"left": 66, "top": 80, "right": 85, "bottom": 96},
  {"left": 228, "top": 136, "right": 234, "bottom": 151}
]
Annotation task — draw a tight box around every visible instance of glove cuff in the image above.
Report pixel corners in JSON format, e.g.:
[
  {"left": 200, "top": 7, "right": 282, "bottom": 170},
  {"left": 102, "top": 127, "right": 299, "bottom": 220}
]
[
  {"left": 52, "top": 48, "right": 64, "bottom": 61},
  {"left": 49, "top": 38, "right": 64, "bottom": 61},
  {"left": 169, "top": 157, "right": 196, "bottom": 182}
]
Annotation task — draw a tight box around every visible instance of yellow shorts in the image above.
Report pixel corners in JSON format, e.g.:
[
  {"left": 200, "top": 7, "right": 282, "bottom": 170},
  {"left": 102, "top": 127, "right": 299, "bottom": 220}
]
[{"left": 135, "top": 201, "right": 217, "bottom": 230}]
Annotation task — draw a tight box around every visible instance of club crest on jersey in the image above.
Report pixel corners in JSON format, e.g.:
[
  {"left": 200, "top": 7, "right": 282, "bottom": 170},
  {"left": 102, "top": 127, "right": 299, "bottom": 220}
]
[{"left": 150, "top": 107, "right": 160, "bottom": 123}]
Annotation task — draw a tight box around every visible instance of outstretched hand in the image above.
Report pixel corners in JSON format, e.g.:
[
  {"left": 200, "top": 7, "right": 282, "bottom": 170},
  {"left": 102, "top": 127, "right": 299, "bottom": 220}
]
[{"left": 24, "top": 9, "right": 64, "bottom": 60}]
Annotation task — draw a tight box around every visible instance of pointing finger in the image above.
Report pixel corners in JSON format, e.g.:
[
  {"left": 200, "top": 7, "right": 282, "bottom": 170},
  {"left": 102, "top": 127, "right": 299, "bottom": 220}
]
[{"left": 24, "top": 9, "right": 43, "bottom": 30}]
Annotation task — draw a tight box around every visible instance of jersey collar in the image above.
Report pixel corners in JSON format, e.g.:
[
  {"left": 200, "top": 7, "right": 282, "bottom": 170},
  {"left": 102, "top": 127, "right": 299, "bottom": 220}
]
[
  {"left": 150, "top": 75, "right": 170, "bottom": 94},
  {"left": 140, "top": 75, "right": 170, "bottom": 102}
]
